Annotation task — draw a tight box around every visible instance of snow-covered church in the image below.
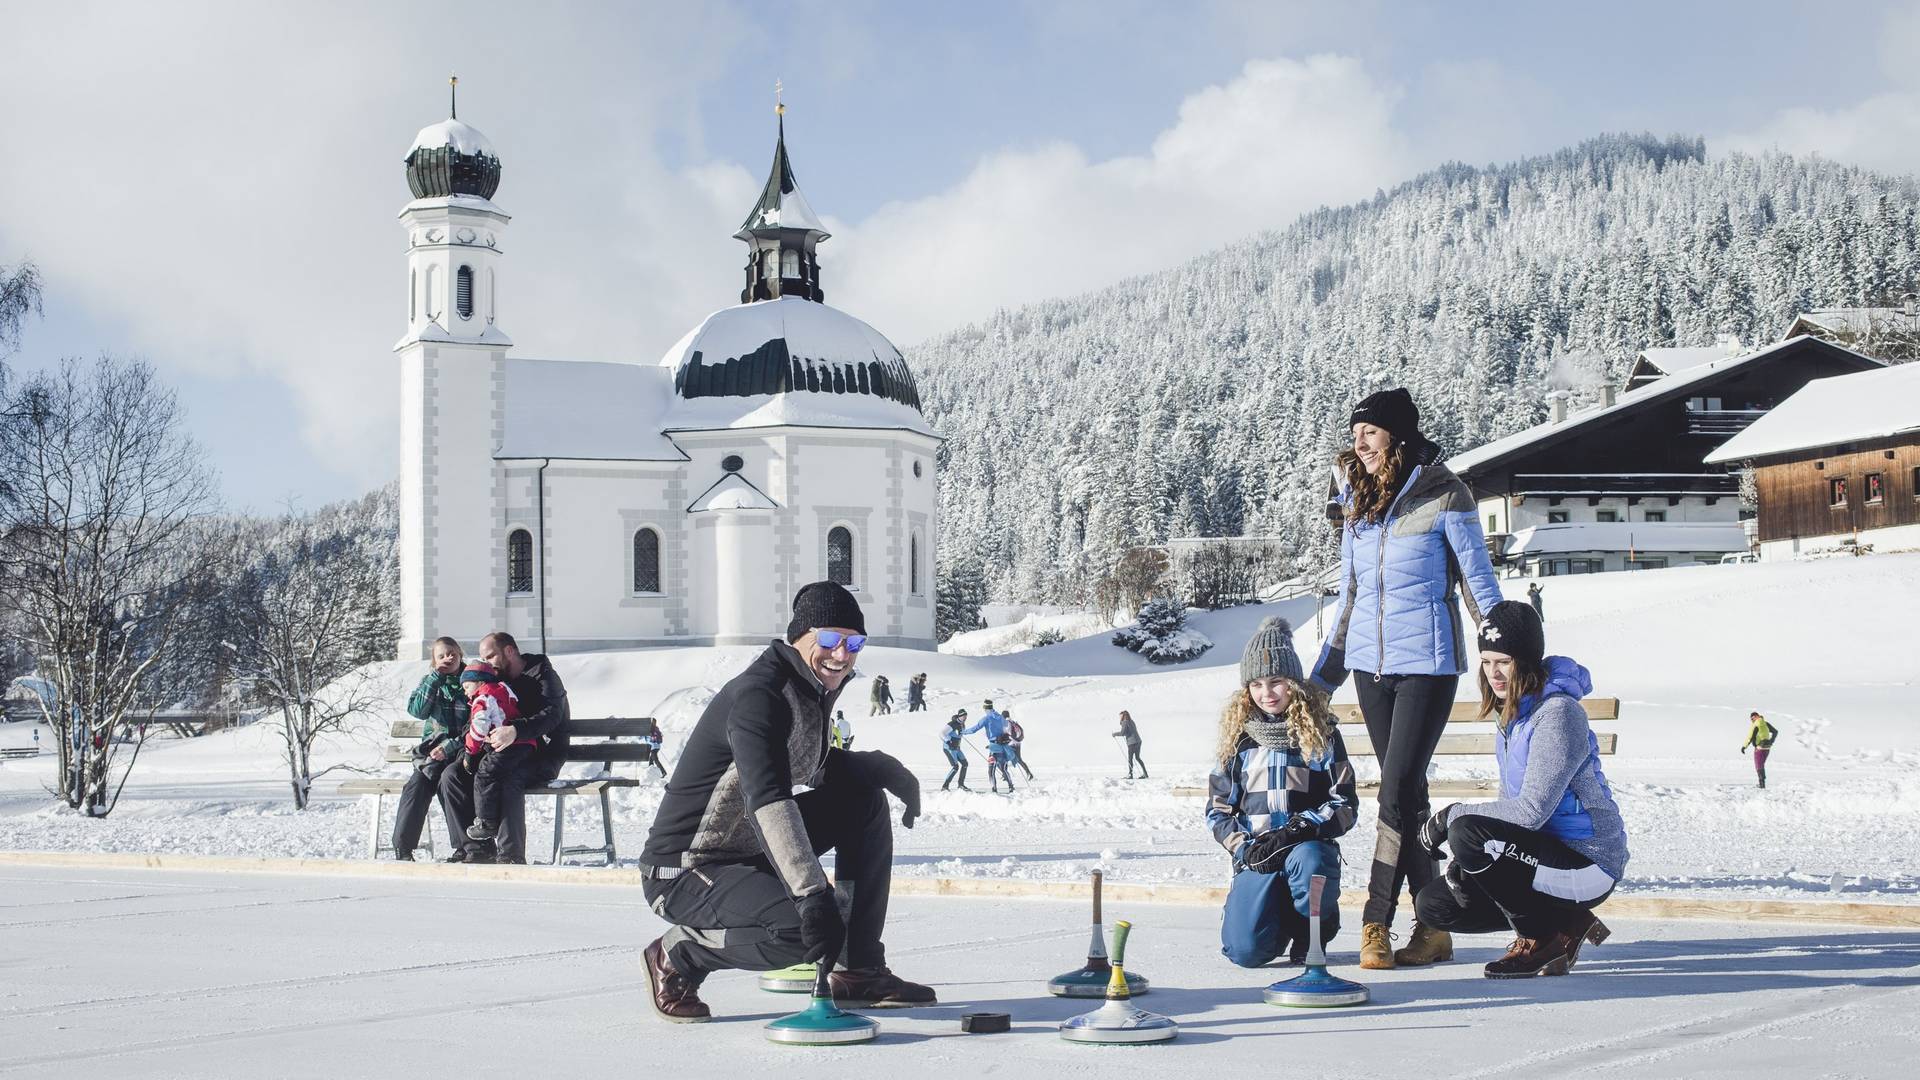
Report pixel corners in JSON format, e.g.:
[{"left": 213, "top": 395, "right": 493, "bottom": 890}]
[{"left": 395, "top": 96, "right": 939, "bottom": 660}]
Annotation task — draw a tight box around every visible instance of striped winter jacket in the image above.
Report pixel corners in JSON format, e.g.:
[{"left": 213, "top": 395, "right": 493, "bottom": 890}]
[
  {"left": 1310, "top": 448, "right": 1505, "bottom": 688},
  {"left": 1205, "top": 726, "right": 1358, "bottom": 862}
]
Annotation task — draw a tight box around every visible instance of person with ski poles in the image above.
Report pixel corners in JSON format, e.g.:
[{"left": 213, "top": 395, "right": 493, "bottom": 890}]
[
  {"left": 1741, "top": 711, "right": 1778, "bottom": 789},
  {"left": 963, "top": 700, "right": 1017, "bottom": 793},
  {"left": 1004, "top": 708, "right": 1033, "bottom": 781},
  {"left": 1308, "top": 386, "right": 1505, "bottom": 970},
  {"left": 1209, "top": 616, "right": 1358, "bottom": 966},
  {"left": 940, "top": 710, "right": 971, "bottom": 791},
  {"left": 1113, "top": 710, "right": 1147, "bottom": 779},
  {"left": 1412, "top": 600, "right": 1626, "bottom": 979}
]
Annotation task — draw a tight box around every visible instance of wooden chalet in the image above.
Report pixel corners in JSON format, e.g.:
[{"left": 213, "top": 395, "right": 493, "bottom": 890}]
[
  {"left": 1449, "top": 335, "right": 1884, "bottom": 577},
  {"left": 1705, "top": 360, "right": 1920, "bottom": 558}
]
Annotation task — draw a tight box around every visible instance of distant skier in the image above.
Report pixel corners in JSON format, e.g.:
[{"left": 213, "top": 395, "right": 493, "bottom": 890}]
[
  {"left": 832, "top": 710, "right": 855, "bottom": 751},
  {"left": 1414, "top": 601, "right": 1626, "bottom": 980},
  {"left": 1527, "top": 582, "right": 1544, "bottom": 622},
  {"left": 1004, "top": 708, "right": 1033, "bottom": 781},
  {"left": 1209, "top": 616, "right": 1357, "bottom": 967},
  {"left": 643, "top": 725, "right": 668, "bottom": 779},
  {"left": 964, "top": 701, "right": 1016, "bottom": 792},
  {"left": 906, "top": 673, "right": 927, "bottom": 712},
  {"left": 869, "top": 674, "right": 893, "bottom": 716},
  {"left": 1741, "top": 711, "right": 1778, "bottom": 789},
  {"left": 940, "top": 711, "right": 971, "bottom": 791},
  {"left": 1113, "top": 710, "right": 1147, "bottom": 779}
]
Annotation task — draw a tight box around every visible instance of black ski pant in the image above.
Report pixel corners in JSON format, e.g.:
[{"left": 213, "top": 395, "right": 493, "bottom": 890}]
[
  {"left": 392, "top": 754, "right": 461, "bottom": 856},
  {"left": 441, "top": 747, "right": 556, "bottom": 863},
  {"left": 1415, "top": 814, "right": 1616, "bottom": 940},
  {"left": 645, "top": 780, "right": 894, "bottom": 978},
  {"left": 1354, "top": 672, "right": 1457, "bottom": 925},
  {"left": 941, "top": 746, "right": 967, "bottom": 789},
  {"left": 1010, "top": 744, "right": 1033, "bottom": 781},
  {"left": 1123, "top": 741, "right": 1147, "bottom": 778}
]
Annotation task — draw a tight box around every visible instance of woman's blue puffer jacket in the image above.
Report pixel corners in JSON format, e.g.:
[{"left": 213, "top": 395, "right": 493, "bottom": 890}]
[{"left": 1310, "top": 450, "right": 1505, "bottom": 687}]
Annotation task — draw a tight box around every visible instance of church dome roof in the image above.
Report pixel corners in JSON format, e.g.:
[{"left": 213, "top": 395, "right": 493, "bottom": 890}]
[
  {"left": 405, "top": 117, "right": 501, "bottom": 200},
  {"left": 658, "top": 296, "right": 929, "bottom": 433}
]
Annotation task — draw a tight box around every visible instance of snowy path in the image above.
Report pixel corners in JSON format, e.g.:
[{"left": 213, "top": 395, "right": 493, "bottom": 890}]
[{"left": 2, "top": 864, "right": 1916, "bottom": 1078}]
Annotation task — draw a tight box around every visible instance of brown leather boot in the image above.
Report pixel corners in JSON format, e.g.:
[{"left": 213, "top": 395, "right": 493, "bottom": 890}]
[
  {"left": 1483, "top": 931, "right": 1578, "bottom": 978},
  {"left": 828, "top": 966, "right": 937, "bottom": 1008},
  {"left": 1392, "top": 922, "right": 1454, "bottom": 966},
  {"left": 642, "top": 938, "right": 711, "bottom": 1022},
  {"left": 1358, "top": 922, "right": 1395, "bottom": 970},
  {"left": 1563, "top": 909, "right": 1612, "bottom": 969}
]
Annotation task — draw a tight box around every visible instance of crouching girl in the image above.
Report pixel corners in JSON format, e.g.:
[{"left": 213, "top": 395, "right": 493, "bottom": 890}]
[
  {"left": 1208, "top": 617, "right": 1358, "bottom": 967},
  {"left": 1413, "top": 601, "right": 1627, "bottom": 978}
]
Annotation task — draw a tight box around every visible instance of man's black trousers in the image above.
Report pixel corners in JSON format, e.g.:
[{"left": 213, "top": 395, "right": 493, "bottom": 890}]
[
  {"left": 392, "top": 754, "right": 461, "bottom": 856},
  {"left": 440, "top": 746, "right": 557, "bottom": 863},
  {"left": 1415, "top": 814, "right": 1616, "bottom": 940},
  {"left": 644, "top": 781, "right": 893, "bottom": 978}
]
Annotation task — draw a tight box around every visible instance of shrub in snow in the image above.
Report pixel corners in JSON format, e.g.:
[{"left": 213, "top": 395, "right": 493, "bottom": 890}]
[
  {"left": 1032, "top": 628, "right": 1066, "bottom": 648},
  {"left": 1111, "top": 598, "right": 1213, "bottom": 664}
]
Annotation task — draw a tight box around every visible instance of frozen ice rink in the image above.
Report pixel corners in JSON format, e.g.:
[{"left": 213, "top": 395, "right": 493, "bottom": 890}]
[{"left": 3, "top": 862, "right": 1916, "bottom": 1079}]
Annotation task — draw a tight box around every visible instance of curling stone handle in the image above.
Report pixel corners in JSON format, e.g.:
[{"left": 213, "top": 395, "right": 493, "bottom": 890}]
[
  {"left": 1091, "top": 870, "right": 1102, "bottom": 925},
  {"left": 812, "top": 961, "right": 833, "bottom": 1000},
  {"left": 1308, "top": 874, "right": 1324, "bottom": 919},
  {"left": 1109, "top": 920, "right": 1131, "bottom": 967}
]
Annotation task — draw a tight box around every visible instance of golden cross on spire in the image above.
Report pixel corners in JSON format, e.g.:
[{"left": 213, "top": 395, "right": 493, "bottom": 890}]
[
  {"left": 449, "top": 73, "right": 459, "bottom": 119},
  {"left": 775, "top": 78, "right": 785, "bottom": 117}
]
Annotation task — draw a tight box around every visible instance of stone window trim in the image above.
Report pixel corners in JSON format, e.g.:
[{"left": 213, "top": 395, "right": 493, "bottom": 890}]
[
  {"left": 814, "top": 507, "right": 872, "bottom": 593},
  {"left": 629, "top": 521, "right": 667, "bottom": 597}
]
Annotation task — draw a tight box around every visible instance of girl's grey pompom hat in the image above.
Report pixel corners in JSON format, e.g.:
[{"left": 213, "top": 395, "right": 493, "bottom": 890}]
[{"left": 1240, "top": 616, "right": 1303, "bottom": 685}]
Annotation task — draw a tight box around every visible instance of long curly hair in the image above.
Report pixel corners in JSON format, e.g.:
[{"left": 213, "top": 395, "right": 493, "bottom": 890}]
[
  {"left": 1215, "top": 679, "right": 1336, "bottom": 767},
  {"left": 1336, "top": 441, "right": 1408, "bottom": 529}
]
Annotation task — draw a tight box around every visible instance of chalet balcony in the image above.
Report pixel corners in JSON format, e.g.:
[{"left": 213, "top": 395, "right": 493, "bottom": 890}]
[
  {"left": 1512, "top": 473, "right": 1741, "bottom": 499},
  {"left": 1684, "top": 405, "right": 1767, "bottom": 437}
]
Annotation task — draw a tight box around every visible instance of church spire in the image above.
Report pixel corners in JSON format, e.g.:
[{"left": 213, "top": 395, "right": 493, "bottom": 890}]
[{"left": 736, "top": 85, "right": 828, "bottom": 304}]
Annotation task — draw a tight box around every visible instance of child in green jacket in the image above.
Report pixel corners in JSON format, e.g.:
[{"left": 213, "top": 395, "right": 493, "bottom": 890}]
[{"left": 392, "top": 637, "right": 465, "bottom": 860}]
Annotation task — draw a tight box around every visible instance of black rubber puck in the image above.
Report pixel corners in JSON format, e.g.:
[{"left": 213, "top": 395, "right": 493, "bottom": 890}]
[{"left": 960, "top": 1011, "right": 1011, "bottom": 1034}]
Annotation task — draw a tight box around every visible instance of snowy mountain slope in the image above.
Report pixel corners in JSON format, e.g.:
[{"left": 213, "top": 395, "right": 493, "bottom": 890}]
[{"left": 3, "top": 553, "right": 1918, "bottom": 904}]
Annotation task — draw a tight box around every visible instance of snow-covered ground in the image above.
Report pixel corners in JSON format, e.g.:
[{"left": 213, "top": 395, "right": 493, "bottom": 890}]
[
  {"left": 2, "top": 863, "right": 1916, "bottom": 1079},
  {"left": 4, "top": 553, "right": 1919, "bottom": 909}
]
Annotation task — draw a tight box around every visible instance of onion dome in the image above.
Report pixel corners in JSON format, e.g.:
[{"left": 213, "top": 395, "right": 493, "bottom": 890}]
[
  {"left": 404, "top": 77, "right": 501, "bottom": 200},
  {"left": 660, "top": 296, "right": 924, "bottom": 416}
]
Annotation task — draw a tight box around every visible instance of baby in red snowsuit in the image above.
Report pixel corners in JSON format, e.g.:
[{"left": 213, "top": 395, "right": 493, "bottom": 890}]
[{"left": 459, "top": 660, "right": 524, "bottom": 842}]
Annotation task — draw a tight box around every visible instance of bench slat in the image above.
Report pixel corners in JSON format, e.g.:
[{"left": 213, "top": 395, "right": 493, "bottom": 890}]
[
  {"left": 384, "top": 743, "right": 657, "bottom": 764},
  {"left": 341, "top": 775, "right": 642, "bottom": 795},
  {"left": 1334, "top": 697, "right": 1620, "bottom": 727},
  {"left": 388, "top": 716, "right": 655, "bottom": 740},
  {"left": 1348, "top": 732, "right": 1618, "bottom": 756}
]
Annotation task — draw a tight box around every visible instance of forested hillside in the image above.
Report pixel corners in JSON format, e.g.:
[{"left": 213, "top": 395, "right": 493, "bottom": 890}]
[{"left": 914, "top": 135, "right": 1920, "bottom": 608}]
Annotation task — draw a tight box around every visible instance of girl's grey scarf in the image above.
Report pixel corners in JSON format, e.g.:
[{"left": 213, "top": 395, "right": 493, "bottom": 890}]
[{"left": 1244, "top": 713, "right": 1296, "bottom": 752}]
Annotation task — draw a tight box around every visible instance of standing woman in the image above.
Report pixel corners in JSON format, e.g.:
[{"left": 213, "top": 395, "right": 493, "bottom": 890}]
[
  {"left": 1113, "top": 710, "right": 1148, "bottom": 780},
  {"left": 1308, "top": 387, "right": 1505, "bottom": 970}
]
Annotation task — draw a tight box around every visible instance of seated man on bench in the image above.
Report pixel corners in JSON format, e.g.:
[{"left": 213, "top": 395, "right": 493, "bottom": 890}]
[
  {"left": 441, "top": 631, "right": 570, "bottom": 864},
  {"left": 639, "top": 582, "right": 930, "bottom": 1022}
]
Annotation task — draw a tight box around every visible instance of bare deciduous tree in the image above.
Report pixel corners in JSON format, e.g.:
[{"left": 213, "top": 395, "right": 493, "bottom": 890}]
[{"left": 0, "top": 356, "right": 216, "bottom": 815}]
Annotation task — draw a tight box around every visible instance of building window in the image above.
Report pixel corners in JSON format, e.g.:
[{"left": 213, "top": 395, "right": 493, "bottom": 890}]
[
  {"left": 1486, "top": 514, "right": 1497, "bottom": 533},
  {"left": 1865, "top": 473, "right": 1884, "bottom": 505},
  {"left": 488, "top": 268, "right": 496, "bottom": 323},
  {"left": 1643, "top": 510, "right": 1666, "bottom": 523},
  {"left": 1913, "top": 466, "right": 1920, "bottom": 498},
  {"left": 633, "top": 528, "right": 661, "bottom": 594},
  {"left": 721, "top": 454, "right": 745, "bottom": 473},
  {"left": 1627, "top": 556, "right": 1669, "bottom": 571},
  {"left": 410, "top": 268, "right": 416, "bottom": 321},
  {"left": 827, "top": 526, "right": 854, "bottom": 587},
  {"left": 782, "top": 249, "right": 800, "bottom": 279},
  {"left": 910, "top": 533, "right": 922, "bottom": 595},
  {"left": 455, "top": 265, "right": 474, "bottom": 319},
  {"left": 507, "top": 529, "right": 533, "bottom": 594},
  {"left": 425, "top": 265, "right": 438, "bottom": 318},
  {"left": 1829, "top": 477, "right": 1849, "bottom": 508},
  {"left": 1596, "top": 509, "right": 1619, "bottom": 523},
  {"left": 1547, "top": 510, "right": 1569, "bottom": 525}
]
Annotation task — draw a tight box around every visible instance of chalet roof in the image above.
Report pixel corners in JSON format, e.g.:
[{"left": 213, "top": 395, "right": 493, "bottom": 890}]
[
  {"left": 1785, "top": 306, "right": 1920, "bottom": 341},
  {"left": 1704, "top": 360, "right": 1920, "bottom": 463},
  {"left": 1449, "top": 336, "right": 1883, "bottom": 478},
  {"left": 1637, "top": 344, "right": 1740, "bottom": 376},
  {"left": 1505, "top": 521, "right": 1749, "bottom": 555}
]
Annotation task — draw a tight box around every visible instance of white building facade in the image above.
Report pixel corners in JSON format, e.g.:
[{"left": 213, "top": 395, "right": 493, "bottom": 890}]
[{"left": 396, "top": 105, "right": 938, "bottom": 660}]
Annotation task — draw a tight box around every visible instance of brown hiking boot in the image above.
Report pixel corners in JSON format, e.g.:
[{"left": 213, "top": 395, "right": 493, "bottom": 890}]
[
  {"left": 828, "top": 966, "right": 937, "bottom": 1008},
  {"left": 1393, "top": 922, "right": 1454, "bottom": 966},
  {"left": 1483, "top": 931, "right": 1578, "bottom": 979},
  {"left": 642, "top": 938, "right": 711, "bottom": 1023},
  {"left": 1358, "top": 922, "right": 1396, "bottom": 970},
  {"left": 1563, "top": 909, "right": 1612, "bottom": 970}
]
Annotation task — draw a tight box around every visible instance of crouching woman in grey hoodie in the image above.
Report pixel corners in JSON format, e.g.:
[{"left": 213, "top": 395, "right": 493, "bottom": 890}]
[{"left": 1414, "top": 600, "right": 1628, "bottom": 979}]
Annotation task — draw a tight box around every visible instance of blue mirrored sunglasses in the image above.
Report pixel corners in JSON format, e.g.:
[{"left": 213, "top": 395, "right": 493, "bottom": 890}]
[{"left": 814, "top": 629, "right": 866, "bottom": 653}]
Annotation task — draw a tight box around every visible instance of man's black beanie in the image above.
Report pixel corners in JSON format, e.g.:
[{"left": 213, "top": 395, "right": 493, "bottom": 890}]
[{"left": 787, "top": 581, "right": 867, "bottom": 643}]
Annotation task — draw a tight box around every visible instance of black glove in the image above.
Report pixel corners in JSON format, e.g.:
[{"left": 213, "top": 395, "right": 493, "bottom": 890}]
[
  {"left": 838, "top": 750, "right": 921, "bottom": 829},
  {"left": 1420, "top": 803, "right": 1457, "bottom": 859},
  {"left": 795, "top": 889, "right": 846, "bottom": 965}
]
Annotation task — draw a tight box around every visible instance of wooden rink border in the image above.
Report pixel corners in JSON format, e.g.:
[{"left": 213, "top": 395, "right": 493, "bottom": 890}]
[{"left": 3, "top": 849, "right": 1917, "bottom": 929}]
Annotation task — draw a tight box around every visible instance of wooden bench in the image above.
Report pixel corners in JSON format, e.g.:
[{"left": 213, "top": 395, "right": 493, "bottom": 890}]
[
  {"left": 338, "top": 716, "right": 661, "bottom": 865},
  {"left": 1173, "top": 697, "right": 1621, "bottom": 799}
]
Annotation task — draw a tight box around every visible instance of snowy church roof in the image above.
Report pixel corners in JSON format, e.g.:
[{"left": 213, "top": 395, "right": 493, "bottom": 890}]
[
  {"left": 1705, "top": 361, "right": 1920, "bottom": 463},
  {"left": 659, "top": 296, "right": 932, "bottom": 435},
  {"left": 735, "top": 117, "right": 828, "bottom": 239},
  {"left": 496, "top": 359, "right": 685, "bottom": 461}
]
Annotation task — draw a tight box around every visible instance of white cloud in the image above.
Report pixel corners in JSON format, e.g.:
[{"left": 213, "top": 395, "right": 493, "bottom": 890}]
[{"left": 830, "top": 56, "right": 1411, "bottom": 342}]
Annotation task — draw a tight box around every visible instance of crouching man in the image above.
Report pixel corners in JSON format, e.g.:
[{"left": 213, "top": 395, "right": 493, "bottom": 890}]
[{"left": 639, "top": 582, "right": 932, "bottom": 1022}]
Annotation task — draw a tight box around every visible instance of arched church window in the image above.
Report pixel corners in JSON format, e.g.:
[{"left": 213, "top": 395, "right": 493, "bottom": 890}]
[
  {"left": 507, "top": 529, "right": 533, "bottom": 594},
  {"left": 910, "top": 533, "right": 922, "bottom": 595},
  {"left": 425, "top": 265, "right": 438, "bottom": 319},
  {"left": 633, "top": 528, "right": 661, "bottom": 594},
  {"left": 782, "top": 249, "right": 800, "bottom": 279},
  {"left": 762, "top": 250, "right": 779, "bottom": 281},
  {"left": 827, "top": 526, "right": 854, "bottom": 587},
  {"left": 410, "top": 268, "right": 417, "bottom": 322},
  {"left": 488, "top": 267, "right": 496, "bottom": 323},
  {"left": 456, "top": 265, "right": 474, "bottom": 320}
]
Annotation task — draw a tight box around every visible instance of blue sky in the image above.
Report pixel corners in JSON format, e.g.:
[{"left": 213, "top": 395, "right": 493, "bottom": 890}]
[{"left": 5, "top": 0, "right": 1919, "bottom": 512}]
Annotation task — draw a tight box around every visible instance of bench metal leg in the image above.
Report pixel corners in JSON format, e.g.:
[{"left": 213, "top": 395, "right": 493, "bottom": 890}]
[
  {"left": 599, "top": 787, "right": 615, "bottom": 865},
  {"left": 366, "top": 793, "right": 385, "bottom": 859},
  {"left": 551, "top": 796, "right": 566, "bottom": 866}
]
